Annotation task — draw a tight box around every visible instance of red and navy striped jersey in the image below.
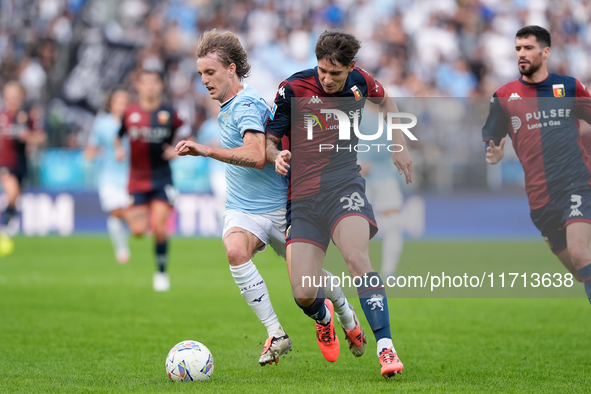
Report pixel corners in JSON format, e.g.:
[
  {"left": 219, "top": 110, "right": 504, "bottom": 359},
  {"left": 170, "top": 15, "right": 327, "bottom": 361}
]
[
  {"left": 0, "top": 108, "right": 42, "bottom": 170},
  {"left": 265, "top": 67, "right": 385, "bottom": 199},
  {"left": 482, "top": 73, "right": 591, "bottom": 209},
  {"left": 118, "top": 103, "right": 183, "bottom": 193}
]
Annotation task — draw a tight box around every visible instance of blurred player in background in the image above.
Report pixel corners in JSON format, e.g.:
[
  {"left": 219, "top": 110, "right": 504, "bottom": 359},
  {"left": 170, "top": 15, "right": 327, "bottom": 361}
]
[
  {"left": 175, "top": 30, "right": 292, "bottom": 365},
  {"left": 0, "top": 81, "right": 46, "bottom": 255},
  {"left": 266, "top": 30, "right": 413, "bottom": 378},
  {"left": 115, "top": 70, "right": 183, "bottom": 292},
  {"left": 85, "top": 88, "right": 131, "bottom": 264},
  {"left": 482, "top": 26, "right": 591, "bottom": 303}
]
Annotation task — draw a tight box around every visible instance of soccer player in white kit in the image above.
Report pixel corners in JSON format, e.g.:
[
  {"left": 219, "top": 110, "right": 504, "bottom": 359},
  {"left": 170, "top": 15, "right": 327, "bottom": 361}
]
[{"left": 85, "top": 88, "right": 131, "bottom": 264}]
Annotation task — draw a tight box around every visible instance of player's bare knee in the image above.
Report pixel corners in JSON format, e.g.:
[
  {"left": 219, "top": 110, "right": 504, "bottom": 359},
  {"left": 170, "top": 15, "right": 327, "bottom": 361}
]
[
  {"left": 130, "top": 226, "right": 145, "bottom": 237},
  {"left": 225, "top": 246, "right": 250, "bottom": 266},
  {"left": 567, "top": 244, "right": 591, "bottom": 269},
  {"left": 110, "top": 208, "right": 126, "bottom": 219},
  {"left": 342, "top": 252, "right": 372, "bottom": 277},
  {"left": 292, "top": 281, "right": 318, "bottom": 302}
]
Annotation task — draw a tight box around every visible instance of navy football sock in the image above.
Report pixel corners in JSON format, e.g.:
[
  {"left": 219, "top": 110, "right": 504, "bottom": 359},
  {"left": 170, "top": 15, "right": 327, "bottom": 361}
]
[
  {"left": 578, "top": 264, "right": 591, "bottom": 304},
  {"left": 357, "top": 272, "right": 391, "bottom": 341},
  {"left": 156, "top": 240, "right": 168, "bottom": 273},
  {"left": 1, "top": 205, "right": 16, "bottom": 228},
  {"left": 295, "top": 287, "right": 328, "bottom": 323}
]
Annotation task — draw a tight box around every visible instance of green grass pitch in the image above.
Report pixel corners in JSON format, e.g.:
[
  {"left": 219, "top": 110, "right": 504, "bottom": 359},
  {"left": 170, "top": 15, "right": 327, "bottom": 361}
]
[{"left": 1, "top": 237, "right": 590, "bottom": 393}]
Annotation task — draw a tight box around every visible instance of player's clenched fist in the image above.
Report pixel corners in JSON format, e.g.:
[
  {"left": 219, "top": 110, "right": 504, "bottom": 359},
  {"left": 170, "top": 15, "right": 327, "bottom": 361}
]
[
  {"left": 275, "top": 150, "right": 291, "bottom": 176},
  {"left": 486, "top": 137, "right": 506, "bottom": 164},
  {"left": 175, "top": 140, "right": 211, "bottom": 157}
]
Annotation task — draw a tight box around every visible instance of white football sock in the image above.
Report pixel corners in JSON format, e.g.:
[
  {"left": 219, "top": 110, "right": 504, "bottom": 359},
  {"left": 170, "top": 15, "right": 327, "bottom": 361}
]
[
  {"left": 107, "top": 215, "right": 129, "bottom": 255},
  {"left": 377, "top": 338, "right": 395, "bottom": 356},
  {"left": 323, "top": 269, "right": 355, "bottom": 330},
  {"left": 230, "top": 260, "right": 285, "bottom": 338},
  {"left": 381, "top": 213, "right": 403, "bottom": 278}
]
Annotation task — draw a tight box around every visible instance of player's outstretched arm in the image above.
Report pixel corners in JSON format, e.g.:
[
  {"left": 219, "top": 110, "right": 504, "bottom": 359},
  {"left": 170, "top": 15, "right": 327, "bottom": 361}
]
[
  {"left": 265, "top": 133, "right": 290, "bottom": 176},
  {"left": 378, "top": 92, "right": 413, "bottom": 184},
  {"left": 485, "top": 138, "right": 506, "bottom": 164},
  {"left": 175, "top": 131, "right": 266, "bottom": 169}
]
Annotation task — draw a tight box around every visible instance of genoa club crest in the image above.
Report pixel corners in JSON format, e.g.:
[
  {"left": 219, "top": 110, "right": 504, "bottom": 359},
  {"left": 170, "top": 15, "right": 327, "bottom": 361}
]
[
  {"left": 552, "top": 84, "right": 565, "bottom": 97},
  {"left": 157, "top": 110, "right": 170, "bottom": 124},
  {"left": 351, "top": 85, "right": 363, "bottom": 101}
]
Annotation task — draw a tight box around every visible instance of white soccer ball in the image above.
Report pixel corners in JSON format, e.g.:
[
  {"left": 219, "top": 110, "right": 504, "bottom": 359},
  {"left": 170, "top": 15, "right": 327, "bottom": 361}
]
[{"left": 165, "top": 340, "right": 214, "bottom": 382}]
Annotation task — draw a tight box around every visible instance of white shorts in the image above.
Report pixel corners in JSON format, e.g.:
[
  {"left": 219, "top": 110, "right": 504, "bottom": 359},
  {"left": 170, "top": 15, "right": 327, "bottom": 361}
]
[
  {"left": 366, "top": 177, "right": 404, "bottom": 212},
  {"left": 222, "top": 208, "right": 286, "bottom": 259},
  {"left": 98, "top": 184, "right": 130, "bottom": 213}
]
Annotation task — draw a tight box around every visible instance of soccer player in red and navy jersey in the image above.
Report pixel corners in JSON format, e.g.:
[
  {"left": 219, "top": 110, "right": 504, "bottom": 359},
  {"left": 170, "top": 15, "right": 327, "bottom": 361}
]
[
  {"left": 115, "top": 69, "right": 183, "bottom": 292},
  {"left": 265, "top": 31, "right": 413, "bottom": 378},
  {"left": 0, "top": 81, "right": 46, "bottom": 255},
  {"left": 482, "top": 26, "right": 591, "bottom": 304}
]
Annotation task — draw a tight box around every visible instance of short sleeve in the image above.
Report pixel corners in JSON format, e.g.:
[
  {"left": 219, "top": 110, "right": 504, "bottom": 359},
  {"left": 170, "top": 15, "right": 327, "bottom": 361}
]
[
  {"left": 482, "top": 92, "right": 509, "bottom": 145},
  {"left": 233, "top": 99, "right": 268, "bottom": 138},
  {"left": 574, "top": 78, "right": 591, "bottom": 124},
  {"left": 358, "top": 68, "right": 385, "bottom": 104},
  {"left": 265, "top": 81, "right": 293, "bottom": 138}
]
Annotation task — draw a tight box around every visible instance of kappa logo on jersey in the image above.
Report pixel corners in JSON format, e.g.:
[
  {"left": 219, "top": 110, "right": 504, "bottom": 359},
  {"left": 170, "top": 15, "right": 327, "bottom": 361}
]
[
  {"left": 157, "top": 110, "right": 170, "bottom": 124},
  {"left": 508, "top": 93, "right": 522, "bottom": 101},
  {"left": 511, "top": 116, "right": 521, "bottom": 133},
  {"left": 366, "top": 294, "right": 384, "bottom": 311},
  {"left": 129, "top": 112, "right": 141, "bottom": 123},
  {"left": 278, "top": 86, "right": 286, "bottom": 99},
  {"left": 341, "top": 192, "right": 365, "bottom": 212},
  {"left": 570, "top": 194, "right": 583, "bottom": 217},
  {"left": 308, "top": 96, "right": 323, "bottom": 104},
  {"left": 553, "top": 84, "right": 565, "bottom": 97},
  {"left": 351, "top": 85, "right": 362, "bottom": 101}
]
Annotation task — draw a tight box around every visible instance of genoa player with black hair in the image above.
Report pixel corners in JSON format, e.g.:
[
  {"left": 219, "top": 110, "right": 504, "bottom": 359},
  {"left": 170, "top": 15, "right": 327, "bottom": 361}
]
[
  {"left": 265, "top": 30, "right": 413, "bottom": 378},
  {"left": 0, "top": 81, "right": 46, "bottom": 255},
  {"left": 482, "top": 26, "right": 591, "bottom": 303},
  {"left": 115, "top": 70, "right": 183, "bottom": 292}
]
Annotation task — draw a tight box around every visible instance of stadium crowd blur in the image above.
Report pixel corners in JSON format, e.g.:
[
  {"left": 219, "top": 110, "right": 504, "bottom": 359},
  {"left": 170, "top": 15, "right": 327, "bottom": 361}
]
[{"left": 1, "top": 0, "right": 590, "bottom": 193}]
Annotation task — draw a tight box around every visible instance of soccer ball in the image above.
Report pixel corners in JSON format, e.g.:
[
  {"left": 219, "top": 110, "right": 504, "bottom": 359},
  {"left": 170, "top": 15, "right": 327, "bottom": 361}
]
[{"left": 165, "top": 340, "right": 214, "bottom": 382}]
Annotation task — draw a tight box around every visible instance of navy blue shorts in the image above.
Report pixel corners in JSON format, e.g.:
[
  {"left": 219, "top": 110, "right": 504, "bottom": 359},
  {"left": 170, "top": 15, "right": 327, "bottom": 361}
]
[
  {"left": 130, "top": 184, "right": 176, "bottom": 207},
  {"left": 530, "top": 183, "right": 591, "bottom": 254},
  {"left": 0, "top": 166, "right": 25, "bottom": 185},
  {"left": 286, "top": 177, "right": 378, "bottom": 252}
]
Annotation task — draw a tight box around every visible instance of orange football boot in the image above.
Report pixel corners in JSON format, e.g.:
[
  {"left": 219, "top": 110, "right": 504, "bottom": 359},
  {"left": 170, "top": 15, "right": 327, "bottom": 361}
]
[
  {"left": 315, "top": 299, "right": 340, "bottom": 362},
  {"left": 379, "top": 347, "right": 404, "bottom": 378}
]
